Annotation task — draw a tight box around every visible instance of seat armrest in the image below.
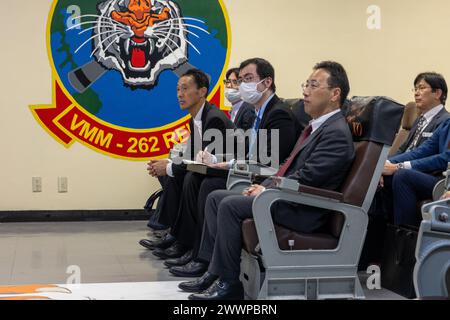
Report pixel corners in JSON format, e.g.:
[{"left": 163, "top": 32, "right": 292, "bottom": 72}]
[
  {"left": 250, "top": 188, "right": 368, "bottom": 267},
  {"left": 265, "top": 177, "right": 344, "bottom": 202},
  {"left": 252, "top": 174, "right": 271, "bottom": 185},
  {"left": 298, "top": 185, "right": 344, "bottom": 202}
]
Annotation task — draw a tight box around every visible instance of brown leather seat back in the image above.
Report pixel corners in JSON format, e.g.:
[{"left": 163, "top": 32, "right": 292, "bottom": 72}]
[
  {"left": 323, "top": 141, "right": 382, "bottom": 239},
  {"left": 340, "top": 141, "right": 383, "bottom": 207},
  {"left": 327, "top": 213, "right": 344, "bottom": 239}
]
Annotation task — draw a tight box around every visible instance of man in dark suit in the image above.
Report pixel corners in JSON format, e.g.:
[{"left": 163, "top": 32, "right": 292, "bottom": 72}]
[
  {"left": 383, "top": 118, "right": 450, "bottom": 226},
  {"left": 140, "top": 69, "right": 235, "bottom": 258},
  {"left": 166, "top": 58, "right": 301, "bottom": 277},
  {"left": 180, "top": 61, "right": 355, "bottom": 300},
  {"left": 393, "top": 72, "right": 450, "bottom": 156}
]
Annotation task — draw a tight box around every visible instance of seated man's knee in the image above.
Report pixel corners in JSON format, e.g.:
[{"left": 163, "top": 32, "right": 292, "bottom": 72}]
[
  {"left": 205, "top": 190, "right": 231, "bottom": 217},
  {"left": 392, "top": 169, "right": 414, "bottom": 186}
]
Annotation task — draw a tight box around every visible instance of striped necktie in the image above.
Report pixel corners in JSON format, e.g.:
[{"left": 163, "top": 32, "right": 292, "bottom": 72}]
[{"left": 407, "top": 116, "right": 426, "bottom": 151}]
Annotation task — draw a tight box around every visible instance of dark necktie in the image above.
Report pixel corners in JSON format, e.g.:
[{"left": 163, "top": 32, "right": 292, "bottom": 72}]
[
  {"left": 407, "top": 116, "right": 426, "bottom": 151},
  {"left": 247, "top": 112, "right": 262, "bottom": 159},
  {"left": 276, "top": 124, "right": 313, "bottom": 177}
]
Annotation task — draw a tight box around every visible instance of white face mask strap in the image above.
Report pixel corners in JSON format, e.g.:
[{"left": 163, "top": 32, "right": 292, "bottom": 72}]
[
  {"left": 258, "top": 78, "right": 269, "bottom": 94},
  {"left": 257, "top": 78, "right": 267, "bottom": 85}
]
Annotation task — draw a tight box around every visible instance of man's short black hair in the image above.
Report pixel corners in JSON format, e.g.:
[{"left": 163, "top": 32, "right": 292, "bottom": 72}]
[
  {"left": 314, "top": 61, "right": 350, "bottom": 107},
  {"left": 414, "top": 72, "right": 448, "bottom": 105},
  {"left": 226, "top": 68, "right": 240, "bottom": 79},
  {"left": 182, "top": 69, "right": 210, "bottom": 97},
  {"left": 239, "top": 58, "right": 276, "bottom": 92}
]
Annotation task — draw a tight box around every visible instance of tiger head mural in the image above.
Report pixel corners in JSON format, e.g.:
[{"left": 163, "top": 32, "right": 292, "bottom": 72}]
[{"left": 92, "top": 0, "right": 189, "bottom": 88}]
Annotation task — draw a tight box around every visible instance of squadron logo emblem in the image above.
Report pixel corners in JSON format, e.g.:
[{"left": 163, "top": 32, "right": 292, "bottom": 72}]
[{"left": 31, "top": 0, "right": 231, "bottom": 160}]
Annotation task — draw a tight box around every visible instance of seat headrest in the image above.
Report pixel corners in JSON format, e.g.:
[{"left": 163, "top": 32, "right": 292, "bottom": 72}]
[
  {"left": 402, "top": 102, "right": 420, "bottom": 130},
  {"left": 344, "top": 96, "right": 404, "bottom": 146}
]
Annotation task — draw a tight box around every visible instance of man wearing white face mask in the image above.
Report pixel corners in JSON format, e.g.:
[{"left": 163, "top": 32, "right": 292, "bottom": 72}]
[
  {"left": 224, "top": 68, "right": 256, "bottom": 131},
  {"left": 199, "top": 58, "right": 300, "bottom": 166}
]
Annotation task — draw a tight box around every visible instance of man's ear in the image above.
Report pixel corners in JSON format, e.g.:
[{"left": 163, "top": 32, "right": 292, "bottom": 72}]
[
  {"left": 199, "top": 87, "right": 208, "bottom": 98},
  {"left": 434, "top": 88, "right": 443, "bottom": 101},
  {"left": 331, "top": 87, "right": 342, "bottom": 103},
  {"left": 265, "top": 77, "right": 273, "bottom": 89}
]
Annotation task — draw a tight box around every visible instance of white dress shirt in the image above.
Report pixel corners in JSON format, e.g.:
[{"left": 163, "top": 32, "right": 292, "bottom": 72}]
[
  {"left": 310, "top": 109, "right": 341, "bottom": 133},
  {"left": 230, "top": 100, "right": 244, "bottom": 123},
  {"left": 166, "top": 103, "right": 205, "bottom": 177}
]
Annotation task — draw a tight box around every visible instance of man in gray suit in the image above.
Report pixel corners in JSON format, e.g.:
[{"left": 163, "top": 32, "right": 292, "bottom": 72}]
[{"left": 180, "top": 61, "right": 355, "bottom": 300}]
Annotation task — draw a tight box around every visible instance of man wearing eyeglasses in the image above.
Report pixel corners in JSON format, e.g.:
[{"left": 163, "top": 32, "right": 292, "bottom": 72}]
[
  {"left": 393, "top": 72, "right": 450, "bottom": 156},
  {"left": 379, "top": 73, "right": 449, "bottom": 194},
  {"left": 223, "top": 67, "right": 256, "bottom": 131}
]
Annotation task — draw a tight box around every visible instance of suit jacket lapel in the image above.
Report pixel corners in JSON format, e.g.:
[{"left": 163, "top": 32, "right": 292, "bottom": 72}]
[
  {"left": 298, "top": 112, "right": 344, "bottom": 154},
  {"left": 259, "top": 95, "right": 279, "bottom": 128},
  {"left": 425, "top": 107, "right": 445, "bottom": 130},
  {"left": 233, "top": 102, "right": 245, "bottom": 124},
  {"left": 200, "top": 102, "right": 211, "bottom": 136},
  {"left": 187, "top": 117, "right": 195, "bottom": 157}
]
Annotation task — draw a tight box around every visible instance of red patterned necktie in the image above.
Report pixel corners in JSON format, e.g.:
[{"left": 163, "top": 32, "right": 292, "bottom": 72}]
[{"left": 276, "top": 124, "right": 313, "bottom": 177}]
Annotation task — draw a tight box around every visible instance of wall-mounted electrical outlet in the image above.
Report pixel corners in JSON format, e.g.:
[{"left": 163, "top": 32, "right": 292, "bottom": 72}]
[{"left": 58, "top": 177, "right": 68, "bottom": 193}]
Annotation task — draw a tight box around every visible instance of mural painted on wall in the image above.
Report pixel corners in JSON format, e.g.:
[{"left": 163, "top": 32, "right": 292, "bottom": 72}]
[{"left": 30, "top": 0, "right": 231, "bottom": 160}]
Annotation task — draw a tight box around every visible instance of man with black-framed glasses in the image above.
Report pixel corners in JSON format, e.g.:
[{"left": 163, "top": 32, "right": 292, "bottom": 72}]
[{"left": 223, "top": 67, "right": 256, "bottom": 131}]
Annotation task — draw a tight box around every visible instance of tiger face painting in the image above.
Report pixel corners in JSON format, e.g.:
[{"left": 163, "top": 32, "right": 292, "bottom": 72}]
[{"left": 89, "top": 0, "right": 190, "bottom": 88}]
